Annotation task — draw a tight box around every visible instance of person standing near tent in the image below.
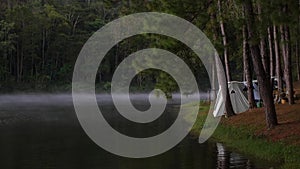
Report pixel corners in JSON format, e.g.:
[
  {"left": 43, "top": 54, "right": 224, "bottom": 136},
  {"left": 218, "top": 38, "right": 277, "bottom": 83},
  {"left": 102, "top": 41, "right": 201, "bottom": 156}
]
[
  {"left": 252, "top": 82, "right": 262, "bottom": 107},
  {"left": 243, "top": 80, "right": 262, "bottom": 107}
]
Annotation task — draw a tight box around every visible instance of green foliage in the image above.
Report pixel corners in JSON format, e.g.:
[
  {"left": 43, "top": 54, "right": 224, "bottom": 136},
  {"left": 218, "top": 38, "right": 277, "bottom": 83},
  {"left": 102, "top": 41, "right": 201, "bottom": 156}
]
[
  {"left": 155, "top": 72, "right": 178, "bottom": 98},
  {"left": 103, "top": 81, "right": 111, "bottom": 91}
]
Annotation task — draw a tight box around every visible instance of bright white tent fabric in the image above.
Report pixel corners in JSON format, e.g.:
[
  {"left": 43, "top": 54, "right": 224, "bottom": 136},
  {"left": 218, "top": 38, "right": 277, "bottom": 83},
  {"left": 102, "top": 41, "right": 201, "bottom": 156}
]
[
  {"left": 213, "top": 87, "right": 225, "bottom": 117},
  {"left": 213, "top": 81, "right": 250, "bottom": 117},
  {"left": 228, "top": 82, "right": 249, "bottom": 114}
]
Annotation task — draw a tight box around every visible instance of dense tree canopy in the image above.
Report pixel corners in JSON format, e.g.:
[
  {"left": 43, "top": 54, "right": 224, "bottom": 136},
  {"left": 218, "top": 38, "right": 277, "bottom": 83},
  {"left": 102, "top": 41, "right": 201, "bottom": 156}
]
[{"left": 1, "top": 0, "right": 298, "bottom": 92}]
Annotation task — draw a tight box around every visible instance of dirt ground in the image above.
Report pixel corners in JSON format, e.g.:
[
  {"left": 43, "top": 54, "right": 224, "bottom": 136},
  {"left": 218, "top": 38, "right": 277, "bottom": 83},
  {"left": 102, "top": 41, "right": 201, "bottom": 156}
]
[{"left": 221, "top": 81, "right": 300, "bottom": 146}]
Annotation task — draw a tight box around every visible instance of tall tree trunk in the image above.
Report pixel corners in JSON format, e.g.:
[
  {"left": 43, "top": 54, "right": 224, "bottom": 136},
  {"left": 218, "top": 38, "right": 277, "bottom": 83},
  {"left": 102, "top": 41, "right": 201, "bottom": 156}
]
[
  {"left": 257, "top": 3, "right": 269, "bottom": 75},
  {"left": 296, "top": 41, "right": 300, "bottom": 81},
  {"left": 16, "top": 43, "right": 23, "bottom": 82},
  {"left": 20, "top": 45, "right": 23, "bottom": 82},
  {"left": 243, "top": 24, "right": 256, "bottom": 109},
  {"left": 274, "top": 25, "right": 283, "bottom": 102},
  {"left": 217, "top": 0, "right": 231, "bottom": 82},
  {"left": 42, "top": 29, "right": 46, "bottom": 71},
  {"left": 243, "top": 0, "right": 278, "bottom": 129},
  {"left": 298, "top": 5, "right": 300, "bottom": 81},
  {"left": 16, "top": 42, "right": 20, "bottom": 82},
  {"left": 72, "top": 15, "right": 80, "bottom": 35},
  {"left": 31, "top": 32, "right": 35, "bottom": 77},
  {"left": 279, "top": 24, "right": 294, "bottom": 104},
  {"left": 279, "top": 25, "right": 286, "bottom": 69},
  {"left": 210, "top": 59, "right": 216, "bottom": 101},
  {"left": 268, "top": 26, "right": 275, "bottom": 78},
  {"left": 282, "top": 25, "right": 294, "bottom": 104}
]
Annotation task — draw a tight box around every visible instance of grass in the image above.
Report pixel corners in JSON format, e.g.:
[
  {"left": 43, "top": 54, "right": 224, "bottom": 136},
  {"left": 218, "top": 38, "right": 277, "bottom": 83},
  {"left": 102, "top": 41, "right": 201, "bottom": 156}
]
[
  {"left": 190, "top": 106, "right": 300, "bottom": 169},
  {"left": 212, "top": 125, "right": 300, "bottom": 169}
]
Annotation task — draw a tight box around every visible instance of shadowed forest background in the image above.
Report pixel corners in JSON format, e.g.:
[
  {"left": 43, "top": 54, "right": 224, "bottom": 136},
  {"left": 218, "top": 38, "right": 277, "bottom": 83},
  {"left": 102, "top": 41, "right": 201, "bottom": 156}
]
[{"left": 1, "top": 0, "right": 299, "bottom": 94}]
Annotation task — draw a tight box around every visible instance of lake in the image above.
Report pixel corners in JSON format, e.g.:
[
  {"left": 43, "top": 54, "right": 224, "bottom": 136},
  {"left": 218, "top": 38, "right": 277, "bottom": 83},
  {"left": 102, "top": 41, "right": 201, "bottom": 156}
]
[{"left": 0, "top": 94, "right": 272, "bottom": 169}]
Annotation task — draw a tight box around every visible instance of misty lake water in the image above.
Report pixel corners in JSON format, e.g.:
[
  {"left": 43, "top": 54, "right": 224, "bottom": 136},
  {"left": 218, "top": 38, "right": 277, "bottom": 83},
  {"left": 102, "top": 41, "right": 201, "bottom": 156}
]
[{"left": 0, "top": 94, "right": 273, "bottom": 169}]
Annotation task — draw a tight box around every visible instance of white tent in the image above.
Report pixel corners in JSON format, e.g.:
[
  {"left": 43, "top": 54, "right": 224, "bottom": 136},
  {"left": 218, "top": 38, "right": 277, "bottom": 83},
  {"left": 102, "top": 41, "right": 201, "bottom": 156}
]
[{"left": 213, "top": 81, "right": 250, "bottom": 117}]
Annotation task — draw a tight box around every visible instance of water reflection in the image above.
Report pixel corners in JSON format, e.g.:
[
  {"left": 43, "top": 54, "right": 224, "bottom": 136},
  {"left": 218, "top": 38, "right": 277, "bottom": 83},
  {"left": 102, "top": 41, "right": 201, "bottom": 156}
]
[{"left": 216, "top": 143, "right": 255, "bottom": 169}]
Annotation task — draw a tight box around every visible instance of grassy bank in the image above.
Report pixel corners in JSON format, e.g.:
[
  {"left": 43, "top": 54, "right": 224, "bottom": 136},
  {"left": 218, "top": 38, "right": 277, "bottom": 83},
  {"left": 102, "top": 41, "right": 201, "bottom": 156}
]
[{"left": 190, "top": 105, "right": 300, "bottom": 169}]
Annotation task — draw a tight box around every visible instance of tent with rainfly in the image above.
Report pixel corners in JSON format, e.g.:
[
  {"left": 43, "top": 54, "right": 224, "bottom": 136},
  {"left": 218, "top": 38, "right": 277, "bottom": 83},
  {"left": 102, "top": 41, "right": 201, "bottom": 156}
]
[{"left": 213, "top": 81, "right": 250, "bottom": 117}]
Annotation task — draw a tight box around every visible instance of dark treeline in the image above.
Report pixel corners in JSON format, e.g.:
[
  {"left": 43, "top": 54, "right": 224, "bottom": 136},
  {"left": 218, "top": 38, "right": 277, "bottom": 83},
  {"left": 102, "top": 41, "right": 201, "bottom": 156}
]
[
  {"left": 0, "top": 0, "right": 213, "bottom": 92},
  {"left": 0, "top": 0, "right": 121, "bottom": 91},
  {"left": 0, "top": 0, "right": 299, "bottom": 127}
]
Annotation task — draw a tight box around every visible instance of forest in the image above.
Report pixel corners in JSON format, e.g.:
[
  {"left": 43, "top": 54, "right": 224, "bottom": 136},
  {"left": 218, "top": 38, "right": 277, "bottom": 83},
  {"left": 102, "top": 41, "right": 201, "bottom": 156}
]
[{"left": 0, "top": 0, "right": 300, "bottom": 128}]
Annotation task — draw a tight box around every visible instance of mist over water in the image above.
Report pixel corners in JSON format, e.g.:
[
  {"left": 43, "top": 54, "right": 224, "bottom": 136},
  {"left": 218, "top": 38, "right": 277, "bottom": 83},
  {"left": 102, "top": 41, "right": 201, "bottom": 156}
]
[
  {"left": 0, "top": 93, "right": 209, "bottom": 106},
  {"left": 0, "top": 93, "right": 206, "bottom": 129}
]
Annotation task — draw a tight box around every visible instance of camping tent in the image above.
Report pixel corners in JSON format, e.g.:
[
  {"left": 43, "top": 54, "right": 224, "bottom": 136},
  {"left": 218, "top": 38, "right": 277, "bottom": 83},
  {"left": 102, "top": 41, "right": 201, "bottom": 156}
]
[{"left": 213, "top": 81, "right": 250, "bottom": 117}]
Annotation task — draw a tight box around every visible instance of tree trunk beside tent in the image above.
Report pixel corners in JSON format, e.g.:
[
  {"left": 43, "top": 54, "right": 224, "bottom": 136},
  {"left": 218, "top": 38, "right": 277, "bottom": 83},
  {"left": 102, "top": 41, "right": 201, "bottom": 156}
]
[
  {"left": 224, "top": 87, "right": 236, "bottom": 116},
  {"left": 243, "top": 23, "right": 256, "bottom": 109},
  {"left": 210, "top": 7, "right": 235, "bottom": 117},
  {"left": 217, "top": 0, "right": 231, "bottom": 82},
  {"left": 243, "top": 0, "right": 278, "bottom": 128}
]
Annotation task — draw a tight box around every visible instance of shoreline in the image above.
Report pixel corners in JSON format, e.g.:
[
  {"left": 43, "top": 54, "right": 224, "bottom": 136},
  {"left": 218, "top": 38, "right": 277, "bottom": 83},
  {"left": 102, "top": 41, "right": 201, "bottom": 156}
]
[{"left": 190, "top": 106, "right": 300, "bottom": 169}]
